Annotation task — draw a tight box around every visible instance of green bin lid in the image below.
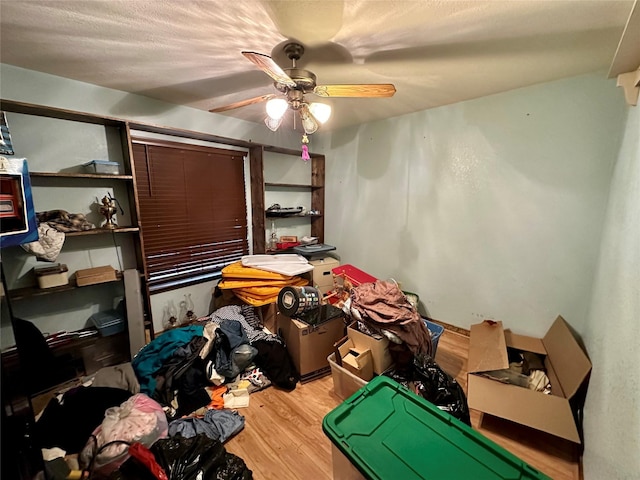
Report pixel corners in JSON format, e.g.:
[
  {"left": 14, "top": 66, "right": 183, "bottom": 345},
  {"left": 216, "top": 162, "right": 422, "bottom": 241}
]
[{"left": 322, "top": 376, "right": 550, "bottom": 480}]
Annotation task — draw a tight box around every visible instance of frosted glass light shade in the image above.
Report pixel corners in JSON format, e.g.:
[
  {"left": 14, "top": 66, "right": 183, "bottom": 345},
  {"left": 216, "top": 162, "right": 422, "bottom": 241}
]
[
  {"left": 264, "top": 116, "right": 283, "bottom": 132},
  {"left": 309, "top": 102, "right": 331, "bottom": 124},
  {"left": 299, "top": 105, "right": 319, "bottom": 134},
  {"left": 266, "top": 98, "right": 288, "bottom": 120}
]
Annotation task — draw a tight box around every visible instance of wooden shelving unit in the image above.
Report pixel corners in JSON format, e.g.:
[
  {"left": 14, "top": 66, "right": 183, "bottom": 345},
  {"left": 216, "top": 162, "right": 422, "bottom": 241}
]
[{"left": 0, "top": 99, "right": 153, "bottom": 384}]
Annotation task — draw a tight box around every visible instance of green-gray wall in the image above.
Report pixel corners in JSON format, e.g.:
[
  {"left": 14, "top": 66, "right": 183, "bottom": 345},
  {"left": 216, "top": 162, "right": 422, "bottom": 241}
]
[
  {"left": 323, "top": 72, "right": 636, "bottom": 479},
  {"left": 582, "top": 103, "right": 639, "bottom": 479},
  {"left": 2, "top": 64, "right": 638, "bottom": 478}
]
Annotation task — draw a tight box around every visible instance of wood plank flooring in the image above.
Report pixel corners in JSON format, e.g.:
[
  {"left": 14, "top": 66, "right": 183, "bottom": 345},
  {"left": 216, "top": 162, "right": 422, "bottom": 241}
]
[{"left": 224, "top": 329, "right": 580, "bottom": 479}]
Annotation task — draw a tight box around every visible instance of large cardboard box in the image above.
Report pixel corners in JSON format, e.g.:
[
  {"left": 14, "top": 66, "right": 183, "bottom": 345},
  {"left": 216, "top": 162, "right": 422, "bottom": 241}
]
[
  {"left": 347, "top": 322, "right": 393, "bottom": 375},
  {"left": 278, "top": 312, "right": 346, "bottom": 382},
  {"left": 467, "top": 316, "right": 591, "bottom": 443}
]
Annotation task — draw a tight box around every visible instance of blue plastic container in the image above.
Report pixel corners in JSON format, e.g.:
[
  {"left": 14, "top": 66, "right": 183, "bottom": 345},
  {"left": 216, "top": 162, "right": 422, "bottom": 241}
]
[
  {"left": 424, "top": 318, "right": 444, "bottom": 356},
  {"left": 90, "top": 310, "right": 125, "bottom": 336}
]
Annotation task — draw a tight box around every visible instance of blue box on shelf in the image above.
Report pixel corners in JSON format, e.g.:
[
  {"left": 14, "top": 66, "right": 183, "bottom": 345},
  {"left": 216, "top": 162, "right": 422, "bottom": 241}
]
[
  {"left": 90, "top": 310, "right": 125, "bottom": 336},
  {"left": 83, "top": 160, "right": 120, "bottom": 175}
]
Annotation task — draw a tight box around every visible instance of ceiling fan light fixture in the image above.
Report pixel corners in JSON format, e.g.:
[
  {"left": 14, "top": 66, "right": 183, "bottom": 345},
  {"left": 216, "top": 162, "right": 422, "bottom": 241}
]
[
  {"left": 264, "top": 115, "right": 283, "bottom": 132},
  {"left": 265, "top": 98, "right": 288, "bottom": 120},
  {"left": 309, "top": 102, "right": 331, "bottom": 124},
  {"left": 299, "top": 104, "right": 319, "bottom": 134}
]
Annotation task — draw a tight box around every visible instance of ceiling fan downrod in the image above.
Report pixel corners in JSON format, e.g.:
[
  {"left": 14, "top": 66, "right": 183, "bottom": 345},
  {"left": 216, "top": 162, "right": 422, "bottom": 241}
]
[{"left": 284, "top": 42, "right": 304, "bottom": 67}]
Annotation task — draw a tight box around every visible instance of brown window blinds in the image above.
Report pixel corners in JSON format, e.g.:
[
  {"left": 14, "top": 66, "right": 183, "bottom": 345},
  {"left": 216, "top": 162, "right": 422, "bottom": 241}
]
[{"left": 132, "top": 139, "right": 248, "bottom": 291}]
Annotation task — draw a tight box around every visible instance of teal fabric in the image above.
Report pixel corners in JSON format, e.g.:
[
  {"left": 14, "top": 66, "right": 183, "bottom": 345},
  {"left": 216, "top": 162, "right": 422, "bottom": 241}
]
[{"left": 132, "top": 325, "right": 204, "bottom": 395}]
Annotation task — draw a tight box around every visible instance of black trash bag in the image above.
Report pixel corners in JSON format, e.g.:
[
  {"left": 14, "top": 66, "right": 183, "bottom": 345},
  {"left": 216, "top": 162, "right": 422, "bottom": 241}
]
[
  {"left": 384, "top": 353, "right": 471, "bottom": 426},
  {"left": 153, "top": 434, "right": 251, "bottom": 480},
  {"left": 110, "top": 434, "right": 252, "bottom": 480}
]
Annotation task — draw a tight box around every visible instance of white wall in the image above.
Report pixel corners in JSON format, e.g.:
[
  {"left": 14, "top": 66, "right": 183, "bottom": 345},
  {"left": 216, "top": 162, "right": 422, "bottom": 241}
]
[
  {"left": 325, "top": 72, "right": 626, "bottom": 337},
  {"left": 582, "top": 105, "right": 639, "bottom": 479}
]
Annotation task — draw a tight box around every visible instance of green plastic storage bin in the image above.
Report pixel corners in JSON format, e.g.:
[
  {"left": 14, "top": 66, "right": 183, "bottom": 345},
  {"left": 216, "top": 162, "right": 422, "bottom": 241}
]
[{"left": 322, "top": 376, "right": 550, "bottom": 480}]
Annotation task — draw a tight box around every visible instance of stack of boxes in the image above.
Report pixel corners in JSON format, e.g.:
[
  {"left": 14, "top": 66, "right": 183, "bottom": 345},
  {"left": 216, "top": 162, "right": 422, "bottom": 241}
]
[{"left": 276, "top": 256, "right": 345, "bottom": 382}]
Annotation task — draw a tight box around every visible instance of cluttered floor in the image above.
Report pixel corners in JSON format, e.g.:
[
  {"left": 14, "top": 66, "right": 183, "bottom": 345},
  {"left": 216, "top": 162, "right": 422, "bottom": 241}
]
[
  {"left": 24, "top": 259, "right": 582, "bottom": 479},
  {"left": 223, "top": 329, "right": 580, "bottom": 480},
  {"left": 26, "top": 326, "right": 580, "bottom": 480}
]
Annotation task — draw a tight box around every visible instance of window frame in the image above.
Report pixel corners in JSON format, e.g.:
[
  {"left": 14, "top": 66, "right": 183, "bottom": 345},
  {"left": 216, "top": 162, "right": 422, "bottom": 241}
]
[{"left": 131, "top": 137, "right": 249, "bottom": 293}]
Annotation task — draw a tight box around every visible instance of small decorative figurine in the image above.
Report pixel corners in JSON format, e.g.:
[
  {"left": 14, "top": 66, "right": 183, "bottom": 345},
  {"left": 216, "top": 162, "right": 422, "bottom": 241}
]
[{"left": 98, "top": 193, "right": 123, "bottom": 229}]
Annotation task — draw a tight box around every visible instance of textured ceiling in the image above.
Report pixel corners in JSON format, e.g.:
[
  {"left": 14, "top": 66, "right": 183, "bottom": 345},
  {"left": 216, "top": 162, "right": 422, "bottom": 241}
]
[{"left": 0, "top": 0, "right": 635, "bottom": 131}]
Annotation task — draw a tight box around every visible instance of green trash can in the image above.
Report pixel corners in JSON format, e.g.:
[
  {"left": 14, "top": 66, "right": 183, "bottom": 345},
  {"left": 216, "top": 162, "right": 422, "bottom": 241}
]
[{"left": 322, "top": 376, "right": 550, "bottom": 480}]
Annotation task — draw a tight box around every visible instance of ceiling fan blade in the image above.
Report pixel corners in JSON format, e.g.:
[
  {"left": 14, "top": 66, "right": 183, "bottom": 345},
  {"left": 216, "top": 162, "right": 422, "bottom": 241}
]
[
  {"left": 314, "top": 84, "right": 396, "bottom": 98},
  {"left": 209, "top": 94, "right": 275, "bottom": 113},
  {"left": 242, "top": 51, "right": 297, "bottom": 88}
]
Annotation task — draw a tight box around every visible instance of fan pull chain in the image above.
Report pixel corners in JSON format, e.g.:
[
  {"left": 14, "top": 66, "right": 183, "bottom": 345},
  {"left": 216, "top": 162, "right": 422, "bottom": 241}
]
[{"left": 301, "top": 134, "right": 310, "bottom": 162}]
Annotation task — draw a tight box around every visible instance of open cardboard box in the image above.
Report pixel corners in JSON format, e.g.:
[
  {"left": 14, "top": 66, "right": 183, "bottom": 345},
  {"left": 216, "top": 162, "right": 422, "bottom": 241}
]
[
  {"left": 347, "top": 322, "right": 393, "bottom": 375},
  {"left": 335, "top": 337, "right": 374, "bottom": 382},
  {"left": 467, "top": 316, "right": 591, "bottom": 444}
]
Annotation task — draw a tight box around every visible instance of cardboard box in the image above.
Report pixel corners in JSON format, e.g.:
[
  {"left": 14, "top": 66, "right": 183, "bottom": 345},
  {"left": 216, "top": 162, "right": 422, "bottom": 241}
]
[
  {"left": 309, "top": 257, "right": 340, "bottom": 293},
  {"left": 467, "top": 316, "right": 591, "bottom": 443},
  {"left": 328, "top": 353, "right": 368, "bottom": 401},
  {"left": 336, "top": 338, "right": 373, "bottom": 381},
  {"left": 347, "top": 323, "right": 393, "bottom": 374},
  {"left": 277, "top": 312, "right": 346, "bottom": 382},
  {"left": 76, "top": 265, "right": 118, "bottom": 286},
  {"left": 260, "top": 302, "right": 279, "bottom": 333}
]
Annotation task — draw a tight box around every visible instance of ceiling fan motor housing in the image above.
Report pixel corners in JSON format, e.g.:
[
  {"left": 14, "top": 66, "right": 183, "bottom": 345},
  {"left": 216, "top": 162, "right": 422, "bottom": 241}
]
[
  {"left": 275, "top": 68, "right": 317, "bottom": 93},
  {"left": 286, "top": 89, "right": 305, "bottom": 110}
]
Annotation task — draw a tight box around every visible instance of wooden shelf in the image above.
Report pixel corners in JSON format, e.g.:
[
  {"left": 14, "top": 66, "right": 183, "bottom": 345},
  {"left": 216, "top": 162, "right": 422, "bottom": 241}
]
[
  {"left": 265, "top": 182, "right": 322, "bottom": 189},
  {"left": 8, "top": 272, "right": 124, "bottom": 301},
  {"left": 65, "top": 227, "right": 139, "bottom": 237},
  {"left": 266, "top": 213, "right": 323, "bottom": 218},
  {"left": 30, "top": 171, "right": 133, "bottom": 180}
]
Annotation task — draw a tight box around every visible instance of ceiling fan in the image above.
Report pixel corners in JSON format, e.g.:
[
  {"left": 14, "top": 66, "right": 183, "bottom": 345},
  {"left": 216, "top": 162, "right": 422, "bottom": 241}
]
[{"left": 209, "top": 42, "right": 396, "bottom": 134}]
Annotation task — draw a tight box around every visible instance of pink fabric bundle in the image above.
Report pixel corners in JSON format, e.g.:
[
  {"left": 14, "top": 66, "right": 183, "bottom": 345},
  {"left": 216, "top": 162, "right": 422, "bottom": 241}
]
[{"left": 79, "top": 393, "right": 168, "bottom": 475}]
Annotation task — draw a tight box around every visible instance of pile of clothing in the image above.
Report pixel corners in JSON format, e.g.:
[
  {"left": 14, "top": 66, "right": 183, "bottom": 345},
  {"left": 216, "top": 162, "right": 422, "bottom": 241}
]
[
  {"left": 344, "top": 279, "right": 471, "bottom": 425},
  {"left": 21, "top": 210, "right": 96, "bottom": 262},
  {"left": 133, "top": 304, "right": 299, "bottom": 420},
  {"left": 33, "top": 304, "right": 300, "bottom": 479}
]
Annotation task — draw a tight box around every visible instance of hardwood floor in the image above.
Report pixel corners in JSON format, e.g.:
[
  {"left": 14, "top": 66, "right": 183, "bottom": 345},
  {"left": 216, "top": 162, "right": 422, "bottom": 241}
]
[{"left": 224, "top": 329, "right": 580, "bottom": 479}]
